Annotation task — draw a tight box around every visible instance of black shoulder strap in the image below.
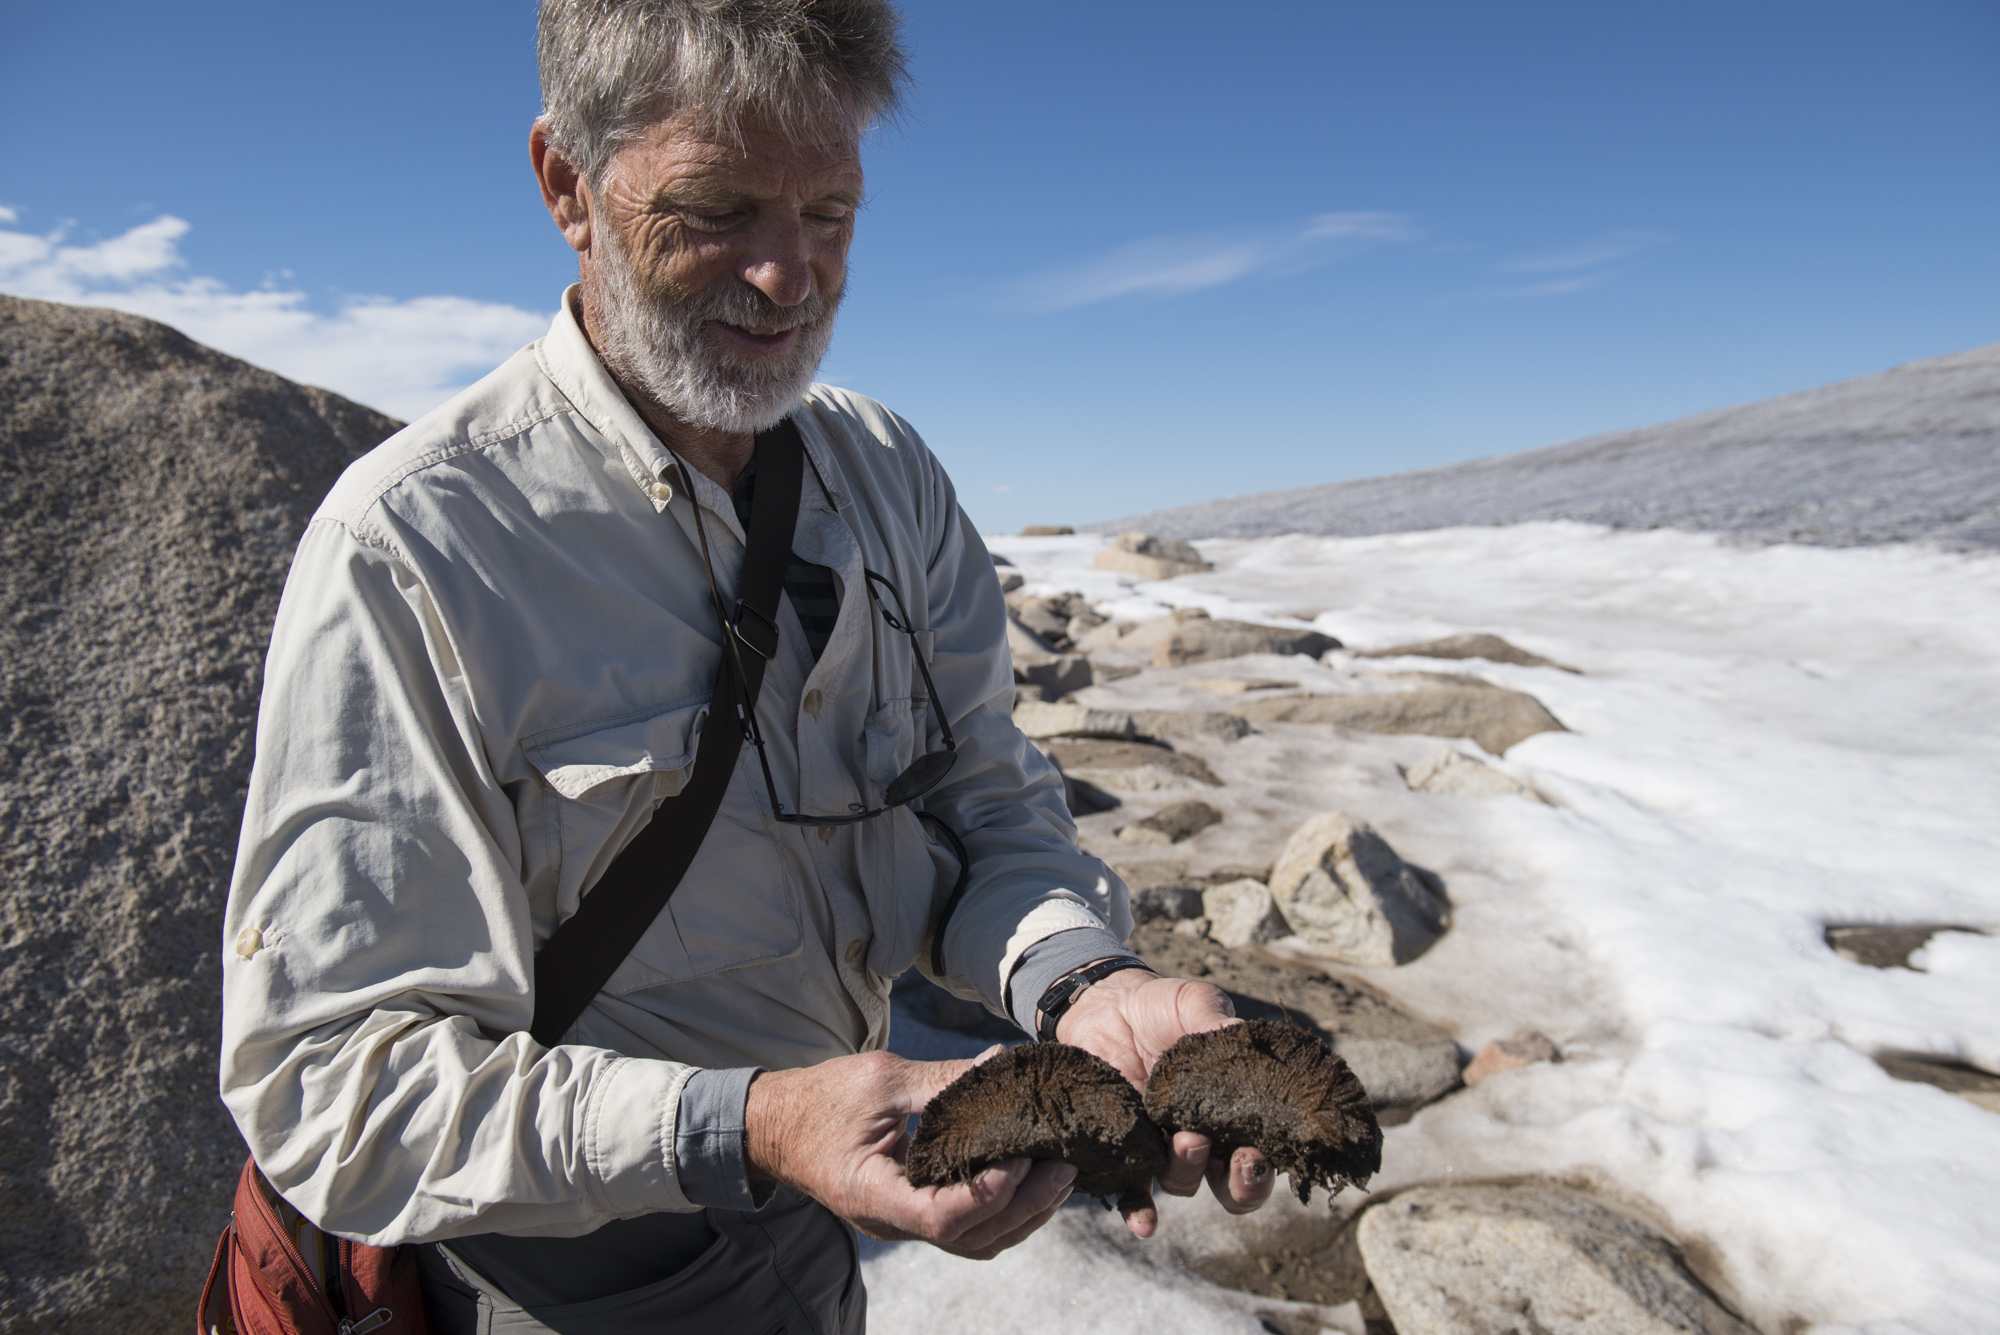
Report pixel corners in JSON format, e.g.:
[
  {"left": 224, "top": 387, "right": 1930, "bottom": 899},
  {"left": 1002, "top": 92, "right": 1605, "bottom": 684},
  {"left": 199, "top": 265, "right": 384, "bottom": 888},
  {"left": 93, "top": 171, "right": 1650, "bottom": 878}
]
[{"left": 529, "top": 419, "right": 805, "bottom": 1048}]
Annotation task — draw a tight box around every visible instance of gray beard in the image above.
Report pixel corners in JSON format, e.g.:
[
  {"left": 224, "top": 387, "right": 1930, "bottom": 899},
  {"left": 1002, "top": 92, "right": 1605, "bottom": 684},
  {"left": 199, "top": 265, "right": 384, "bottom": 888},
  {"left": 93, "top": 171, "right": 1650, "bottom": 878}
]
[{"left": 590, "top": 227, "right": 843, "bottom": 435}]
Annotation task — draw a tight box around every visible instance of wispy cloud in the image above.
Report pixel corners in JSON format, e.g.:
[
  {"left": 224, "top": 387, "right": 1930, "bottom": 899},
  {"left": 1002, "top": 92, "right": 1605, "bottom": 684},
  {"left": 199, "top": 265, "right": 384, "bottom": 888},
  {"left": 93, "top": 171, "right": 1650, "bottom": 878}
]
[
  {"left": 1448, "top": 228, "right": 1670, "bottom": 302},
  {"left": 0, "top": 212, "right": 550, "bottom": 420},
  {"left": 1503, "top": 228, "right": 1668, "bottom": 274},
  {"left": 1003, "top": 211, "right": 1418, "bottom": 313}
]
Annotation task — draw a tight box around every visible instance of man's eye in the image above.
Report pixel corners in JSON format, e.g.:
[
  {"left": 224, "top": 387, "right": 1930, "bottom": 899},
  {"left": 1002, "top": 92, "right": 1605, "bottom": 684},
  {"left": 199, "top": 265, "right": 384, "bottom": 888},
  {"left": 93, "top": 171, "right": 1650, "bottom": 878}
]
[{"left": 682, "top": 210, "right": 743, "bottom": 230}]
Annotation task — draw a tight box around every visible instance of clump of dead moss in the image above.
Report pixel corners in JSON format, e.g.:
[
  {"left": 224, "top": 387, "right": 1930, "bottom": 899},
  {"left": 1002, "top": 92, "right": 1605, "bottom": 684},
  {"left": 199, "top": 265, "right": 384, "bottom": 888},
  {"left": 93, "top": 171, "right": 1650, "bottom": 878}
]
[
  {"left": 905, "top": 1044, "right": 1165, "bottom": 1211},
  {"left": 1144, "top": 1020, "right": 1382, "bottom": 1204}
]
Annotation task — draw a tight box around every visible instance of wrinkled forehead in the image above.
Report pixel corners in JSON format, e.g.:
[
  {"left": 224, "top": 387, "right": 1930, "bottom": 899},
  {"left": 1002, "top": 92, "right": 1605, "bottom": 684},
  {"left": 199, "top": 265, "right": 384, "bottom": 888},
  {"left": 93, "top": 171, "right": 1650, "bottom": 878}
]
[{"left": 609, "top": 109, "right": 865, "bottom": 202}]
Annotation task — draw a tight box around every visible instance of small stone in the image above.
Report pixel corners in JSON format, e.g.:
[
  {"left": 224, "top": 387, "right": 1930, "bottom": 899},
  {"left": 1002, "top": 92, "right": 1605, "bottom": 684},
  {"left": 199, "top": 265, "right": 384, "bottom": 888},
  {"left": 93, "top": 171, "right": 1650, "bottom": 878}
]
[
  {"left": 1116, "top": 800, "right": 1223, "bottom": 846},
  {"left": 1015, "top": 653, "right": 1094, "bottom": 703},
  {"left": 1268, "top": 813, "right": 1450, "bottom": 965},
  {"left": 1464, "top": 1030, "right": 1562, "bottom": 1085},
  {"left": 1203, "top": 879, "right": 1289, "bottom": 948},
  {"left": 1132, "top": 885, "right": 1206, "bottom": 923},
  {"left": 1403, "top": 747, "right": 1539, "bottom": 800}
]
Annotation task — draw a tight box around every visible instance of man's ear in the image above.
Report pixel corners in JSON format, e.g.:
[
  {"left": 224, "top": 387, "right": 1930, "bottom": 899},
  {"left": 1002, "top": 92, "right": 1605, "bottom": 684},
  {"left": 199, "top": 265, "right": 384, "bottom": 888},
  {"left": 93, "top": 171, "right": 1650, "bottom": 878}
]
[{"left": 530, "top": 122, "right": 593, "bottom": 255}]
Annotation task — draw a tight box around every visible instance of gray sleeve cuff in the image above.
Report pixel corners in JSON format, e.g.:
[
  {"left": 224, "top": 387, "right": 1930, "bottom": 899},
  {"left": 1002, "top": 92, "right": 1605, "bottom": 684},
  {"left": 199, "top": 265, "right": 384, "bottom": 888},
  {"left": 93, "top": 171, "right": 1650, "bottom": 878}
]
[
  {"left": 672, "top": 1066, "right": 763, "bottom": 1211},
  {"left": 1005, "top": 926, "right": 1144, "bottom": 1036}
]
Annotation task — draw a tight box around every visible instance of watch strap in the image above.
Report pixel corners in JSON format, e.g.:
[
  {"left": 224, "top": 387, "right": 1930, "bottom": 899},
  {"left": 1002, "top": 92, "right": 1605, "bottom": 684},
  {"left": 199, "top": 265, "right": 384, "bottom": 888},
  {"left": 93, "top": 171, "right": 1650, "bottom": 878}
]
[{"left": 1035, "top": 956, "right": 1149, "bottom": 1043}]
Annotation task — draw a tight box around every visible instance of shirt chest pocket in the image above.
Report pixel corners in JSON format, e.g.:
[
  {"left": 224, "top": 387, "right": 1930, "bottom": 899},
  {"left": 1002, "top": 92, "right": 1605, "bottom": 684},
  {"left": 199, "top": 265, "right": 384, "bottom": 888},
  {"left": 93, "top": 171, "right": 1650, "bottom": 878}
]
[{"left": 525, "top": 703, "right": 802, "bottom": 992}]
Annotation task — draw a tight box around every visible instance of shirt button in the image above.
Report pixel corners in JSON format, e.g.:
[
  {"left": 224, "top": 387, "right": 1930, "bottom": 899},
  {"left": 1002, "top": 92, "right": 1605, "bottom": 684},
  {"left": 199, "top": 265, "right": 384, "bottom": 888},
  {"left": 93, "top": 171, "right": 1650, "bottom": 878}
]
[
  {"left": 803, "top": 689, "right": 823, "bottom": 716},
  {"left": 648, "top": 481, "right": 674, "bottom": 502},
  {"left": 817, "top": 825, "right": 835, "bottom": 842},
  {"left": 845, "top": 941, "right": 866, "bottom": 964},
  {"left": 234, "top": 927, "right": 263, "bottom": 959}
]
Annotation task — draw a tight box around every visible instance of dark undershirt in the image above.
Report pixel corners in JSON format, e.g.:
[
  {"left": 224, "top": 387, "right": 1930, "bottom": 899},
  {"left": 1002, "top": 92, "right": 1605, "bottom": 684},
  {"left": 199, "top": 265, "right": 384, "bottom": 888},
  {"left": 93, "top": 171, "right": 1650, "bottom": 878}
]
[{"left": 731, "top": 450, "right": 840, "bottom": 662}]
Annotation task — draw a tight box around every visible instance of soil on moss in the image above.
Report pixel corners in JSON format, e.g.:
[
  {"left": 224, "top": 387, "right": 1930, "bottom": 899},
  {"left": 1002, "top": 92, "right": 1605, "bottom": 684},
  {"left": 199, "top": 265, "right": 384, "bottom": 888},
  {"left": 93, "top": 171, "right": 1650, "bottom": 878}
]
[
  {"left": 905, "top": 1044, "right": 1166, "bottom": 1211},
  {"left": 1145, "top": 1021, "right": 1383, "bottom": 1205}
]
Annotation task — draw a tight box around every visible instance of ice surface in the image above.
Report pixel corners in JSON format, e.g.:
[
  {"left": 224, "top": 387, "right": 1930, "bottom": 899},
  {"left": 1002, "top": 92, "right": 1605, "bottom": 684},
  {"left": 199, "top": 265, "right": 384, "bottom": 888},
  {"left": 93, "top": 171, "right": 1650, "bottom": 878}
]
[
  {"left": 1093, "top": 341, "right": 2000, "bottom": 551},
  {"left": 868, "top": 524, "right": 2000, "bottom": 1335}
]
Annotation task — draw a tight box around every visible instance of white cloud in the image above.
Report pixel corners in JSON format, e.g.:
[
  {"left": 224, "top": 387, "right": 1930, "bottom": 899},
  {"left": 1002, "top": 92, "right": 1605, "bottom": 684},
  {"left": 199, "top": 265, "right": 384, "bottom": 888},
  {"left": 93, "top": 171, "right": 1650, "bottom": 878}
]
[
  {"left": 1004, "top": 211, "right": 1418, "bottom": 313},
  {"left": 0, "top": 213, "right": 551, "bottom": 420}
]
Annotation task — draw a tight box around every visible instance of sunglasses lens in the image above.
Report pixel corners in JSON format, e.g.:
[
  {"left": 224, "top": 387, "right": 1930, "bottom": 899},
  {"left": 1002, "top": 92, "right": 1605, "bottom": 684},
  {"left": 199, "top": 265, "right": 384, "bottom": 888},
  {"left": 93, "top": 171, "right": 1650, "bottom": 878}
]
[{"left": 885, "top": 750, "right": 957, "bottom": 807}]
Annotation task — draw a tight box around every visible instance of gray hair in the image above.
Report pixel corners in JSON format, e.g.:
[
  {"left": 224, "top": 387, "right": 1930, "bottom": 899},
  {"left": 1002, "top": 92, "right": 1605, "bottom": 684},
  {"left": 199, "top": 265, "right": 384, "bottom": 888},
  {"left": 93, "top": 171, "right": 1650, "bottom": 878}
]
[{"left": 537, "top": 0, "right": 909, "bottom": 183}]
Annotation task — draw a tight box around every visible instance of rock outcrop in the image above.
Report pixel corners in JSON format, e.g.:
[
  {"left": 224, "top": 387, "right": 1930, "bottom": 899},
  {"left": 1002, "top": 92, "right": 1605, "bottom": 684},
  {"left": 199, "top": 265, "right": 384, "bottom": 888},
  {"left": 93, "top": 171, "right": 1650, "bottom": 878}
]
[
  {"left": 1358, "top": 1184, "right": 1753, "bottom": 1335},
  {"left": 1355, "top": 631, "right": 1580, "bottom": 673},
  {"left": 1233, "top": 683, "right": 1565, "bottom": 755},
  {"left": 1043, "top": 739, "right": 1222, "bottom": 792},
  {"left": 1150, "top": 619, "right": 1340, "bottom": 668},
  {"left": 0, "top": 296, "right": 398, "bottom": 1333}
]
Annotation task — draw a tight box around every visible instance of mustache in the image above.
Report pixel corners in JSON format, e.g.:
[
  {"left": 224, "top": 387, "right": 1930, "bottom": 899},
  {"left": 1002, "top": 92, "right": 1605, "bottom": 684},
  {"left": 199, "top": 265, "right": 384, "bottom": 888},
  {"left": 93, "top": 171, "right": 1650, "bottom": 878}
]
[{"left": 665, "top": 275, "right": 844, "bottom": 336}]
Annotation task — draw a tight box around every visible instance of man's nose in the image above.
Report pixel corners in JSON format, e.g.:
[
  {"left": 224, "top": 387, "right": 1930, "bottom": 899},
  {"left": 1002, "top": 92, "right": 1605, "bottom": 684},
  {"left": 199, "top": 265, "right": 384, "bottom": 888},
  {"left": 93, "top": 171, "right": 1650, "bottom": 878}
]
[{"left": 738, "top": 215, "right": 815, "bottom": 307}]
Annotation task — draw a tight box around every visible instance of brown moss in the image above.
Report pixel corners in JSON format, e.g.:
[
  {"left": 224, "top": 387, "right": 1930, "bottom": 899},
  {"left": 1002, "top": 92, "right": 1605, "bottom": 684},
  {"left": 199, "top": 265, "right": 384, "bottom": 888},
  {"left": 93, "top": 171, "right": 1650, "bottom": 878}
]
[
  {"left": 1144, "top": 1020, "right": 1383, "bottom": 1205},
  {"left": 905, "top": 1044, "right": 1166, "bottom": 1211}
]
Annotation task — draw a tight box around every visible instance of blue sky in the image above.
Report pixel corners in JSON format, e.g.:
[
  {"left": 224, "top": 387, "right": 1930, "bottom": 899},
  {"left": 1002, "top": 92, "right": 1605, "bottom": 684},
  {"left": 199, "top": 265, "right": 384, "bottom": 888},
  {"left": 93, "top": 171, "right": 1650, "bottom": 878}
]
[{"left": 3, "top": 1, "right": 1996, "bottom": 532}]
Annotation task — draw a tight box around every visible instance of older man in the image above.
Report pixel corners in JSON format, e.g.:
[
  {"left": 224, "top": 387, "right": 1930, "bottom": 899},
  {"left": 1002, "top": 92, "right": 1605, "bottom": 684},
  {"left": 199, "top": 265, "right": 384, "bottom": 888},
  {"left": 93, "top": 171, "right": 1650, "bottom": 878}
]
[{"left": 219, "top": 2, "right": 1270, "bottom": 1330}]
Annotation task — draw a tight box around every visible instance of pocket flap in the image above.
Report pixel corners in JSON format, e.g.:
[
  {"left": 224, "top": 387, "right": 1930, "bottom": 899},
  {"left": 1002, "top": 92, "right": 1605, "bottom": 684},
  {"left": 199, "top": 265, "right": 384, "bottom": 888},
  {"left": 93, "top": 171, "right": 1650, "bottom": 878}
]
[{"left": 525, "top": 703, "right": 707, "bottom": 801}]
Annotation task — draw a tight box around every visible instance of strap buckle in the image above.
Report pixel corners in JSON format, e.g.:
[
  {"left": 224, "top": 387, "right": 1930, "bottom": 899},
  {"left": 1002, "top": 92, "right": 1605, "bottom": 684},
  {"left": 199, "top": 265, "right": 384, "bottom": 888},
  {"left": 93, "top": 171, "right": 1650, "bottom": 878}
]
[{"left": 732, "top": 600, "right": 779, "bottom": 660}]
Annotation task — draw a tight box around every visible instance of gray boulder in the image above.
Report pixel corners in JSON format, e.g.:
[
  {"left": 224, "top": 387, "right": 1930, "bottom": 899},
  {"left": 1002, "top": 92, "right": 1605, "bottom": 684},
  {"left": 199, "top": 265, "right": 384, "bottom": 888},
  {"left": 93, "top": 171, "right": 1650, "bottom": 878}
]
[
  {"left": 1233, "top": 684, "right": 1565, "bottom": 755},
  {"left": 1269, "top": 813, "right": 1451, "bottom": 966},
  {"left": 1092, "top": 531, "right": 1211, "bottom": 580},
  {"left": 1359, "top": 1184, "right": 1753, "bottom": 1335},
  {"left": 0, "top": 296, "right": 398, "bottom": 1333},
  {"left": 1151, "top": 619, "right": 1340, "bottom": 668}
]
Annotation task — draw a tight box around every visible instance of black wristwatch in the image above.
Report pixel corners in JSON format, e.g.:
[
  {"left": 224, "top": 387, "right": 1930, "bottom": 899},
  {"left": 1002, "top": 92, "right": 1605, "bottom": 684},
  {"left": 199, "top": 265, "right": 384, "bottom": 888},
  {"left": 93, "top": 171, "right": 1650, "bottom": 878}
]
[{"left": 1035, "top": 957, "right": 1150, "bottom": 1043}]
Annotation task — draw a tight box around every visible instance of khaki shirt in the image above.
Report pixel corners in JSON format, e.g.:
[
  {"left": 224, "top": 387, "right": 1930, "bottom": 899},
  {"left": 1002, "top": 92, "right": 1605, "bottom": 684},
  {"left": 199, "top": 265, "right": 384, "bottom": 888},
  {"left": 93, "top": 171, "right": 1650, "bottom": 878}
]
[{"left": 219, "top": 290, "right": 1128, "bottom": 1244}]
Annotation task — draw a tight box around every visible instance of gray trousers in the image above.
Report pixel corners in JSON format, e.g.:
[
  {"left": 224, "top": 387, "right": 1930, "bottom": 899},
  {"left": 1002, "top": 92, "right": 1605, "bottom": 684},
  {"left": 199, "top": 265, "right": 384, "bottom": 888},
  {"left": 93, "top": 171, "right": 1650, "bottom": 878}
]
[{"left": 416, "top": 1189, "right": 865, "bottom": 1334}]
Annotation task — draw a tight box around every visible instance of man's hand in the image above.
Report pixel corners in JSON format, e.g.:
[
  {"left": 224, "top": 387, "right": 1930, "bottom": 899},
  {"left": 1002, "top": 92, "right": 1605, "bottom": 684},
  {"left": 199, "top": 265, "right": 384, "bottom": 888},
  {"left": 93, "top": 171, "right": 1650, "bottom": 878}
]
[
  {"left": 1054, "top": 966, "right": 1276, "bottom": 1238},
  {"left": 745, "top": 1048, "right": 1076, "bottom": 1260}
]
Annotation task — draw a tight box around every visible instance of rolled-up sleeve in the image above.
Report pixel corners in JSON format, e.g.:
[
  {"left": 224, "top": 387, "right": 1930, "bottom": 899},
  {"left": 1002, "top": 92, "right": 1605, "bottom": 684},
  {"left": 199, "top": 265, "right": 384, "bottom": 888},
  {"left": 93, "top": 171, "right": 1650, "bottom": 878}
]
[{"left": 220, "top": 518, "right": 701, "bottom": 1244}]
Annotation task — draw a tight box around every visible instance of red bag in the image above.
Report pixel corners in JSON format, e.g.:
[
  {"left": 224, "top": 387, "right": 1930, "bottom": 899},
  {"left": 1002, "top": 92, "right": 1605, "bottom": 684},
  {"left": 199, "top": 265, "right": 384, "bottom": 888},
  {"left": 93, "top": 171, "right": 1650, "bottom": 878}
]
[{"left": 198, "top": 1157, "right": 430, "bottom": 1335}]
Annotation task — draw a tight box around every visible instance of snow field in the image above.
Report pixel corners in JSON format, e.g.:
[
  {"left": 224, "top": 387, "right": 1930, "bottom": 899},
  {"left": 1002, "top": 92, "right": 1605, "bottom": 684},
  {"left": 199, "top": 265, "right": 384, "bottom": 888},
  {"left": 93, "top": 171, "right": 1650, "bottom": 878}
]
[{"left": 866, "top": 524, "right": 2000, "bottom": 1334}]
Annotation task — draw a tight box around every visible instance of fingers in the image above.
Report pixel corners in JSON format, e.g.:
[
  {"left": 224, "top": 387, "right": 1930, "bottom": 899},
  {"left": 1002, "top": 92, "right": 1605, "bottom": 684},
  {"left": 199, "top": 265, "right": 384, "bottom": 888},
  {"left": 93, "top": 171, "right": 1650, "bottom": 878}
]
[
  {"left": 937, "top": 1160, "right": 1076, "bottom": 1259},
  {"left": 1158, "top": 1130, "right": 1211, "bottom": 1197},
  {"left": 1205, "top": 1146, "right": 1274, "bottom": 1215},
  {"left": 1119, "top": 1184, "right": 1159, "bottom": 1240}
]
